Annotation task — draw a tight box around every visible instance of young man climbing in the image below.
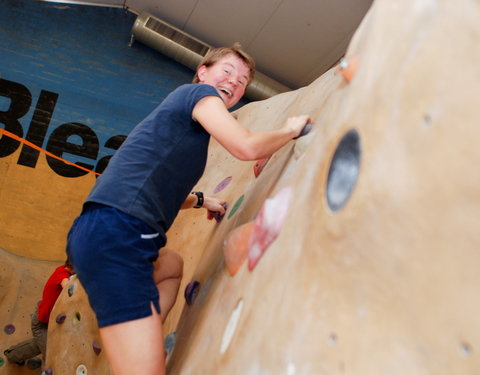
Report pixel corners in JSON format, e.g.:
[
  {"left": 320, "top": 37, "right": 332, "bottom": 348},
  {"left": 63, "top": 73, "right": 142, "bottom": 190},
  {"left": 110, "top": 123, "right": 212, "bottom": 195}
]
[{"left": 66, "top": 43, "right": 311, "bottom": 375}]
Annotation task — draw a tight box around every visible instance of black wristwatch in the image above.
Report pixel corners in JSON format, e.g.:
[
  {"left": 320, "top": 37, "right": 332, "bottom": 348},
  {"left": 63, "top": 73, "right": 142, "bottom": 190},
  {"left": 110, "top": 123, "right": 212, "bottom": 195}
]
[{"left": 191, "top": 191, "right": 204, "bottom": 208}]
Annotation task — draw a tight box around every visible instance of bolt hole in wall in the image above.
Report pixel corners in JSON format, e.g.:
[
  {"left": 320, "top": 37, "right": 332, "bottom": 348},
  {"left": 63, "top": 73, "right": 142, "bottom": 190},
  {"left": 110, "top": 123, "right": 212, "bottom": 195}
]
[{"left": 326, "top": 129, "right": 361, "bottom": 211}]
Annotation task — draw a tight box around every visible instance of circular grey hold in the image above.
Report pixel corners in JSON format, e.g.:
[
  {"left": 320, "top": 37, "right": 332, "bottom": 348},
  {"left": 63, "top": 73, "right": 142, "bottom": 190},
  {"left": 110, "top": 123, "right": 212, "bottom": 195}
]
[
  {"left": 76, "top": 364, "right": 87, "bottom": 375},
  {"left": 67, "top": 283, "right": 76, "bottom": 297},
  {"left": 326, "top": 129, "right": 361, "bottom": 211}
]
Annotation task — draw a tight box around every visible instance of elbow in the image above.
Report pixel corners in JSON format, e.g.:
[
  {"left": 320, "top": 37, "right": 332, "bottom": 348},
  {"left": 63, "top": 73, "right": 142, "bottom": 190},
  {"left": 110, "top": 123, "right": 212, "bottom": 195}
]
[{"left": 231, "top": 144, "right": 261, "bottom": 161}]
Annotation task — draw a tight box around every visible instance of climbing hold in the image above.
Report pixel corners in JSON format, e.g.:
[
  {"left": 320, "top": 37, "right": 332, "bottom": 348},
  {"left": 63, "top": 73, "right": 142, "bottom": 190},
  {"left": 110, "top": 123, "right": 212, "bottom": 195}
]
[
  {"left": 164, "top": 332, "right": 177, "bottom": 357},
  {"left": 92, "top": 340, "right": 102, "bottom": 355},
  {"left": 73, "top": 312, "right": 81, "bottom": 326},
  {"left": 294, "top": 125, "right": 314, "bottom": 160},
  {"left": 223, "top": 221, "right": 255, "bottom": 276},
  {"left": 27, "top": 357, "right": 42, "bottom": 370},
  {"left": 184, "top": 281, "right": 200, "bottom": 305},
  {"left": 55, "top": 313, "right": 66, "bottom": 324},
  {"left": 248, "top": 186, "right": 293, "bottom": 270},
  {"left": 227, "top": 195, "right": 244, "bottom": 219},
  {"left": 4, "top": 324, "right": 15, "bottom": 335},
  {"left": 0, "top": 357, "right": 4, "bottom": 366},
  {"left": 326, "top": 129, "right": 361, "bottom": 211},
  {"left": 220, "top": 299, "right": 244, "bottom": 354},
  {"left": 293, "top": 123, "right": 313, "bottom": 139},
  {"left": 253, "top": 157, "right": 270, "bottom": 178},
  {"left": 210, "top": 203, "right": 228, "bottom": 222},
  {"left": 335, "top": 56, "right": 359, "bottom": 83},
  {"left": 76, "top": 364, "right": 87, "bottom": 375},
  {"left": 67, "top": 283, "right": 76, "bottom": 297},
  {"left": 43, "top": 369, "right": 53, "bottom": 375},
  {"left": 213, "top": 176, "right": 232, "bottom": 194}
]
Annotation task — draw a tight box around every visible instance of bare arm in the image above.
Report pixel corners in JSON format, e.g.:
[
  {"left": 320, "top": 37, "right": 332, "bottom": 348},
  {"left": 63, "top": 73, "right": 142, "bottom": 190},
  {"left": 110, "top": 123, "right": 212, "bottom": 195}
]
[
  {"left": 181, "top": 192, "right": 227, "bottom": 219},
  {"left": 181, "top": 193, "right": 226, "bottom": 213},
  {"left": 192, "top": 96, "right": 310, "bottom": 161}
]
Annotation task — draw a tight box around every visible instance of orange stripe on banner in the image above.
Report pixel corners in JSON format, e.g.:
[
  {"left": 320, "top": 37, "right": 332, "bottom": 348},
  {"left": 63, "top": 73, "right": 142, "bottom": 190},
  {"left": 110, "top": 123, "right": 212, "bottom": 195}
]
[{"left": 0, "top": 127, "right": 101, "bottom": 176}]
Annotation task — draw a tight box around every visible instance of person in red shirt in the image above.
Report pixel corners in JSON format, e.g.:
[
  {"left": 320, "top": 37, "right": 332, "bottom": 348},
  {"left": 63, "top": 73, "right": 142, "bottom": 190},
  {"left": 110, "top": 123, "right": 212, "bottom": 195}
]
[{"left": 3, "top": 258, "right": 74, "bottom": 368}]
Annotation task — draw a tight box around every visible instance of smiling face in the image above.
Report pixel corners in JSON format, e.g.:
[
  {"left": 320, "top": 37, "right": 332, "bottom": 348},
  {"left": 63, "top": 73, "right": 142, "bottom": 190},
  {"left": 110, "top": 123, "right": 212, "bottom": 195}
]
[{"left": 196, "top": 53, "right": 251, "bottom": 108}]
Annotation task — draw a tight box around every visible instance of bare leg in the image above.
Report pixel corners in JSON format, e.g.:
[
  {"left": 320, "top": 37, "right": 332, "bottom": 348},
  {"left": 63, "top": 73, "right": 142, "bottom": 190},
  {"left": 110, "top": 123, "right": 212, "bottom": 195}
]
[
  {"left": 99, "top": 304, "right": 165, "bottom": 375},
  {"left": 153, "top": 249, "right": 184, "bottom": 322}
]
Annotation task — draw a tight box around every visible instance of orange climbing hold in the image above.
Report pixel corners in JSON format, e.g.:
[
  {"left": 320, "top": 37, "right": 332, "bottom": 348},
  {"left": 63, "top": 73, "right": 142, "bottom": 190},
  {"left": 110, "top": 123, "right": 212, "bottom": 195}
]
[
  {"left": 335, "top": 56, "right": 359, "bottom": 83},
  {"left": 223, "top": 221, "right": 255, "bottom": 276}
]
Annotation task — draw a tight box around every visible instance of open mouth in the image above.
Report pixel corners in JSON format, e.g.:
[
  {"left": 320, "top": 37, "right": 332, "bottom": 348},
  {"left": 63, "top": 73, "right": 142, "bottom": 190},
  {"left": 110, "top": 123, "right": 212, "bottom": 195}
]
[{"left": 219, "top": 87, "right": 232, "bottom": 98}]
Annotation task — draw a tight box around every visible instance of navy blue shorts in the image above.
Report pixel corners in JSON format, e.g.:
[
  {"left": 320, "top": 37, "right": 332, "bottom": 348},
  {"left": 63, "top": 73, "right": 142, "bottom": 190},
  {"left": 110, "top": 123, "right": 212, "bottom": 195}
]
[{"left": 66, "top": 203, "right": 166, "bottom": 328}]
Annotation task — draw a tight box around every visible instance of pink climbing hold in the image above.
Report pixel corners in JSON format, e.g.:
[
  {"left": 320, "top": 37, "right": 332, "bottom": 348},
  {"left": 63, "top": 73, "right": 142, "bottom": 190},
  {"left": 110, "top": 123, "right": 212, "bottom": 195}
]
[
  {"left": 248, "top": 186, "right": 293, "bottom": 270},
  {"left": 253, "top": 157, "right": 270, "bottom": 178}
]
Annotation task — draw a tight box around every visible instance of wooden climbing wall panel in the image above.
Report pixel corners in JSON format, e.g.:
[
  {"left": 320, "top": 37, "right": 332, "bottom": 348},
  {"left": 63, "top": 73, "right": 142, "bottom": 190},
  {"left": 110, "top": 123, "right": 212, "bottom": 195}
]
[
  {"left": 2, "top": 0, "right": 480, "bottom": 374},
  {"left": 163, "top": 0, "right": 480, "bottom": 373}
]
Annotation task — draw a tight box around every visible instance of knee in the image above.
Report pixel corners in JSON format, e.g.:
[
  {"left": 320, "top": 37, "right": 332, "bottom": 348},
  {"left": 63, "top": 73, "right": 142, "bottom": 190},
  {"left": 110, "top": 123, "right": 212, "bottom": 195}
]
[
  {"left": 158, "top": 249, "right": 184, "bottom": 278},
  {"left": 169, "top": 250, "right": 184, "bottom": 277}
]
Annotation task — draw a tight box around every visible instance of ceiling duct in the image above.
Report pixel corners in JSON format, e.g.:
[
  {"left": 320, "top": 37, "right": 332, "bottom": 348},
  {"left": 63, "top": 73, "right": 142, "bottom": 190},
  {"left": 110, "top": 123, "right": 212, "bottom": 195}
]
[{"left": 131, "top": 12, "right": 291, "bottom": 102}]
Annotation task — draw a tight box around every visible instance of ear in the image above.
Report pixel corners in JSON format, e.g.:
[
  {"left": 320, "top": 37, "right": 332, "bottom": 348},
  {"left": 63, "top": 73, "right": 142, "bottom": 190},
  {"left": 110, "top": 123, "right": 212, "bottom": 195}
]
[{"left": 197, "top": 65, "right": 207, "bottom": 82}]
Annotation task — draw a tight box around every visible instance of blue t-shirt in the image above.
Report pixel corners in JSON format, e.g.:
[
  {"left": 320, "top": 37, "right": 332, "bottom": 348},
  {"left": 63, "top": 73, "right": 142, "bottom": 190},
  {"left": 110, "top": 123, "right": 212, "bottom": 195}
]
[{"left": 86, "top": 84, "right": 220, "bottom": 236}]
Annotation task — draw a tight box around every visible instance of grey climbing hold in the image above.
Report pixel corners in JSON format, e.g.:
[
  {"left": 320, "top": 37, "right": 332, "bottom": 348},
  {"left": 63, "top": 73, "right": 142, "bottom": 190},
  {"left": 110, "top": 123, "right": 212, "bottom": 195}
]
[
  {"left": 27, "top": 357, "right": 42, "bottom": 370},
  {"left": 164, "top": 332, "right": 177, "bottom": 356}
]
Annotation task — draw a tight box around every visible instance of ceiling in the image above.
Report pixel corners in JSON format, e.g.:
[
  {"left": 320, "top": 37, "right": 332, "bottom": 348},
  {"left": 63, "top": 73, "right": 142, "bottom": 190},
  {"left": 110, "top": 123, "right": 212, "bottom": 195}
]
[{"left": 47, "top": 0, "right": 373, "bottom": 90}]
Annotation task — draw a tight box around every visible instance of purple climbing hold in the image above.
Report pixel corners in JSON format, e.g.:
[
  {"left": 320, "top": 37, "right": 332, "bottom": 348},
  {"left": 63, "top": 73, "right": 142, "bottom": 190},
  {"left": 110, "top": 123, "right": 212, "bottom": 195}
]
[
  {"left": 212, "top": 203, "right": 228, "bottom": 222},
  {"left": 184, "top": 281, "right": 200, "bottom": 306},
  {"left": 55, "top": 313, "right": 67, "bottom": 324},
  {"left": 213, "top": 176, "right": 232, "bottom": 194},
  {"left": 92, "top": 340, "right": 102, "bottom": 355},
  {"left": 44, "top": 368, "right": 53, "bottom": 375},
  {"left": 4, "top": 324, "right": 15, "bottom": 335}
]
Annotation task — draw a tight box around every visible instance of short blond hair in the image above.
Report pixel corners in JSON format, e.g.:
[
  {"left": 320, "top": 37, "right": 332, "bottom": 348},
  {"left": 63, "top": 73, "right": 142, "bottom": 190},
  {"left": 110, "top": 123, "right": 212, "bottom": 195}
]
[{"left": 192, "top": 43, "right": 256, "bottom": 85}]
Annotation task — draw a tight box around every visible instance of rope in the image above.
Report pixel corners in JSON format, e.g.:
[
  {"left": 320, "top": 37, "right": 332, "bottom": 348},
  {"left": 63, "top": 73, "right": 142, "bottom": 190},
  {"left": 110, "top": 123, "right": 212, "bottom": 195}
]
[{"left": 0, "top": 127, "right": 101, "bottom": 176}]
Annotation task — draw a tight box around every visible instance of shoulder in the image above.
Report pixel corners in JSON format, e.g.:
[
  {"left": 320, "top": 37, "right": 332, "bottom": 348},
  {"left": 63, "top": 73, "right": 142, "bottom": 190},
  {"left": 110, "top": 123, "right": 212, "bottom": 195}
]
[
  {"left": 165, "top": 84, "right": 220, "bottom": 115},
  {"left": 172, "top": 83, "right": 219, "bottom": 98}
]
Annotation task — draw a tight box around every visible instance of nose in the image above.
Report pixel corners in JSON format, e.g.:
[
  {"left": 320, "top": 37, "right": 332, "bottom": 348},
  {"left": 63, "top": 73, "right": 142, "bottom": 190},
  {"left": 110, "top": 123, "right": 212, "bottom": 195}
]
[{"left": 228, "top": 76, "right": 238, "bottom": 88}]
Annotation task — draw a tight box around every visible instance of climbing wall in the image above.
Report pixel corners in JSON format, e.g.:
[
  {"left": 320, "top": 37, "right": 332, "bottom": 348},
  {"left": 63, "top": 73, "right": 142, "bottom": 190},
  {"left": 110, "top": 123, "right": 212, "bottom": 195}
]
[
  {"left": 162, "top": 0, "right": 480, "bottom": 373},
  {"left": 2, "top": 0, "right": 480, "bottom": 374},
  {"left": 0, "top": 249, "right": 60, "bottom": 375},
  {"left": 45, "top": 278, "right": 109, "bottom": 375}
]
